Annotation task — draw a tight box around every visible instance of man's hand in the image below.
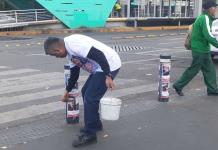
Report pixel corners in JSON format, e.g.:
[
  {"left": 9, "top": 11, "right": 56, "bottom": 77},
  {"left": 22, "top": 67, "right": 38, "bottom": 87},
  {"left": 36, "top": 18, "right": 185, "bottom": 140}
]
[
  {"left": 106, "top": 76, "right": 115, "bottom": 90},
  {"left": 61, "top": 91, "right": 69, "bottom": 102}
]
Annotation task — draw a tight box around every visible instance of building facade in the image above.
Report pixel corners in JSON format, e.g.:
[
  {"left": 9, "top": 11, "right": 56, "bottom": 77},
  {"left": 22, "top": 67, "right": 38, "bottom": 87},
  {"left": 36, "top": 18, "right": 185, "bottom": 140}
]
[
  {"left": 111, "top": 0, "right": 218, "bottom": 18},
  {"left": 0, "top": 0, "right": 217, "bottom": 18}
]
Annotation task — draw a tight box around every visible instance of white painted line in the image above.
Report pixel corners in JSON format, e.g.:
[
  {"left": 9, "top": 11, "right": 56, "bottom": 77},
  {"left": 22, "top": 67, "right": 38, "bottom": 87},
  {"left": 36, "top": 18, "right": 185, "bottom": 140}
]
[
  {"left": 159, "top": 41, "right": 181, "bottom": 45},
  {"left": 0, "top": 88, "right": 64, "bottom": 107},
  {"left": 26, "top": 53, "right": 46, "bottom": 56},
  {"left": 135, "top": 48, "right": 184, "bottom": 55},
  {"left": 111, "top": 37, "right": 122, "bottom": 39},
  {"left": 137, "top": 50, "right": 186, "bottom": 56},
  {"left": 0, "top": 66, "right": 8, "bottom": 69},
  {"left": 0, "top": 72, "right": 69, "bottom": 94},
  {"left": 168, "top": 38, "right": 184, "bottom": 41},
  {"left": 135, "top": 35, "right": 146, "bottom": 38},
  {"left": 159, "top": 34, "right": 168, "bottom": 36},
  {"left": 0, "top": 84, "right": 157, "bottom": 124},
  {"left": 124, "top": 36, "right": 134, "bottom": 39},
  {"left": 0, "top": 78, "right": 140, "bottom": 106},
  {"left": 122, "top": 58, "right": 159, "bottom": 64},
  {"left": 0, "top": 69, "right": 39, "bottom": 76},
  {"left": 0, "top": 101, "right": 65, "bottom": 124},
  {"left": 0, "top": 72, "right": 63, "bottom": 87},
  {"left": 173, "top": 46, "right": 185, "bottom": 49},
  {"left": 105, "top": 83, "right": 157, "bottom": 98},
  {"left": 147, "top": 35, "right": 157, "bottom": 37},
  {"left": 0, "top": 79, "right": 64, "bottom": 95}
]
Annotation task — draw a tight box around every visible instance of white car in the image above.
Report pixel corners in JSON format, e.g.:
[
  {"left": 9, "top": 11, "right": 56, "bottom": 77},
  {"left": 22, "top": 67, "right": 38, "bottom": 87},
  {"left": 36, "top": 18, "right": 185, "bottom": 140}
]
[{"left": 211, "top": 19, "right": 218, "bottom": 60}]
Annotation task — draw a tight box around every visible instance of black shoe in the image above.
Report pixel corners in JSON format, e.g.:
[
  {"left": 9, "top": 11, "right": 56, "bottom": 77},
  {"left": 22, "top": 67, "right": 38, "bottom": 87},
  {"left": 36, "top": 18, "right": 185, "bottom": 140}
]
[
  {"left": 72, "top": 133, "right": 97, "bottom": 148},
  {"left": 208, "top": 92, "right": 218, "bottom": 96},
  {"left": 173, "top": 85, "right": 184, "bottom": 96}
]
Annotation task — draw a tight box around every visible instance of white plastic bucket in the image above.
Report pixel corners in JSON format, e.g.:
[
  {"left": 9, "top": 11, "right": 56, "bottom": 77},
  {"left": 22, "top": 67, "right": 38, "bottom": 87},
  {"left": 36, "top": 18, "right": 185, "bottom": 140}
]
[{"left": 100, "top": 97, "right": 122, "bottom": 121}]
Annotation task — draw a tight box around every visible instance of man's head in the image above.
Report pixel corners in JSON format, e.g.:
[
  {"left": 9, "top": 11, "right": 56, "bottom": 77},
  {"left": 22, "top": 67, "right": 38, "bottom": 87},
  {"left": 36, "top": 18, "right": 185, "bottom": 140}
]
[
  {"left": 203, "top": 0, "right": 218, "bottom": 16},
  {"left": 44, "top": 37, "right": 67, "bottom": 58}
]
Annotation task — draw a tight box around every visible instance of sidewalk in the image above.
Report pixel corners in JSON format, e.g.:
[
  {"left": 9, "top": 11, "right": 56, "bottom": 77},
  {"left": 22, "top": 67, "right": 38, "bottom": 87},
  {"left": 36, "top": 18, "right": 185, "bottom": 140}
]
[
  {"left": 0, "top": 25, "right": 189, "bottom": 36},
  {"left": 9, "top": 90, "right": 218, "bottom": 150}
]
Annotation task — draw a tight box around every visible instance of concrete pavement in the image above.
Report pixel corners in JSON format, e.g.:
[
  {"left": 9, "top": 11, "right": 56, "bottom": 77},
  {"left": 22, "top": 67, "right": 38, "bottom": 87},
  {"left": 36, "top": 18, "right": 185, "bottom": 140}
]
[{"left": 0, "top": 30, "right": 218, "bottom": 150}]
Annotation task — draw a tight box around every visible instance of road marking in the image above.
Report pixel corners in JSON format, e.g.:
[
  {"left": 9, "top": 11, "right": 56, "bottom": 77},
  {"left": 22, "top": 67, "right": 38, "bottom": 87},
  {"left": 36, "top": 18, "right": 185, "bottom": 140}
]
[
  {"left": 0, "top": 77, "right": 139, "bottom": 106},
  {"left": 124, "top": 36, "right": 135, "bottom": 39},
  {"left": 134, "top": 48, "right": 184, "bottom": 54},
  {"left": 0, "top": 72, "right": 63, "bottom": 86},
  {"left": 0, "top": 84, "right": 157, "bottom": 124},
  {"left": 159, "top": 41, "right": 181, "bottom": 45},
  {"left": 111, "top": 37, "right": 122, "bottom": 39},
  {"left": 26, "top": 53, "right": 46, "bottom": 56},
  {"left": 147, "top": 35, "right": 157, "bottom": 37},
  {"left": 135, "top": 35, "right": 146, "bottom": 38},
  {"left": 0, "top": 72, "right": 65, "bottom": 94},
  {"left": 0, "top": 69, "right": 39, "bottom": 76},
  {"left": 0, "top": 79, "right": 64, "bottom": 95},
  {"left": 122, "top": 58, "right": 158, "bottom": 64},
  {"left": 159, "top": 34, "right": 168, "bottom": 36},
  {"left": 0, "top": 88, "right": 64, "bottom": 107},
  {"left": 0, "top": 66, "right": 8, "bottom": 69}
]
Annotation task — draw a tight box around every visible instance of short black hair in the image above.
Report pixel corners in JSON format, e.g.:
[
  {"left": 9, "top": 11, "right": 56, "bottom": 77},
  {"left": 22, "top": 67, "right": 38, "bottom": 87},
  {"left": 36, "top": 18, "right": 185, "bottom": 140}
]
[{"left": 44, "top": 37, "right": 61, "bottom": 55}]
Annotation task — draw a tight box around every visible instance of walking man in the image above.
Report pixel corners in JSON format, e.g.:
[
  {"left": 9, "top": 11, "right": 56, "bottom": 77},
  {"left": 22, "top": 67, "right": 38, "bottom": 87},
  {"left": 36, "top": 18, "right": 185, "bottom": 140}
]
[{"left": 173, "top": 0, "right": 218, "bottom": 96}]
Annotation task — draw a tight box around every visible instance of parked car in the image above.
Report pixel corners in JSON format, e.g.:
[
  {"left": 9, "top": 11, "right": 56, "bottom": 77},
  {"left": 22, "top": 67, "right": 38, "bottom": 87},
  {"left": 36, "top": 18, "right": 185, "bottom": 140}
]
[{"left": 211, "top": 19, "right": 218, "bottom": 60}]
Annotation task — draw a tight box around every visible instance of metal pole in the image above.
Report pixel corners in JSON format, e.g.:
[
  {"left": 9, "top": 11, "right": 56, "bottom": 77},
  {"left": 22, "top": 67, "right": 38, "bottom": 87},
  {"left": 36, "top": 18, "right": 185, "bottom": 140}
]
[
  {"left": 185, "top": 0, "right": 187, "bottom": 17},
  {"left": 154, "top": 0, "right": 156, "bottom": 17},
  {"left": 35, "top": 10, "right": 38, "bottom": 21},
  {"left": 138, "top": 0, "right": 140, "bottom": 18},
  {"left": 160, "top": 0, "right": 163, "bottom": 17},
  {"left": 147, "top": 0, "right": 149, "bottom": 17},
  {"left": 15, "top": 11, "right": 18, "bottom": 23},
  {"left": 127, "top": 0, "right": 130, "bottom": 18},
  {"left": 194, "top": 0, "right": 202, "bottom": 17},
  {"left": 169, "top": 0, "right": 171, "bottom": 17}
]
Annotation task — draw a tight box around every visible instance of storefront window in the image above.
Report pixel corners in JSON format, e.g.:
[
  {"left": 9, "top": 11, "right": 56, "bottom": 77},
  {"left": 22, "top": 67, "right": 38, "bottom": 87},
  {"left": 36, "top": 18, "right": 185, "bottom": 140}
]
[{"left": 110, "top": 0, "right": 195, "bottom": 18}]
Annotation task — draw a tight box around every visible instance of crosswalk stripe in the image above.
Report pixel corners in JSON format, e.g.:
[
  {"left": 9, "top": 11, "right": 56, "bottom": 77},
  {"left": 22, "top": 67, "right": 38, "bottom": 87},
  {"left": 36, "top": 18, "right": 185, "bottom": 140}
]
[
  {"left": 0, "top": 78, "right": 140, "bottom": 106},
  {"left": 0, "top": 72, "right": 63, "bottom": 87},
  {"left": 0, "top": 84, "right": 156, "bottom": 124},
  {"left": 0, "top": 79, "right": 64, "bottom": 95},
  {"left": 0, "top": 69, "right": 39, "bottom": 76},
  {"left": 0, "top": 88, "right": 64, "bottom": 107},
  {"left": 0, "top": 66, "right": 8, "bottom": 69}
]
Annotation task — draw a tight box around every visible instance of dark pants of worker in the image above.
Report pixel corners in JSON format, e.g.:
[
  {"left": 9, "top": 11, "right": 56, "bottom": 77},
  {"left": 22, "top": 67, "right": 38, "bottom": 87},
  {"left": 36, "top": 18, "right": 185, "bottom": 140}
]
[
  {"left": 173, "top": 51, "right": 218, "bottom": 94},
  {"left": 81, "top": 69, "right": 120, "bottom": 135}
]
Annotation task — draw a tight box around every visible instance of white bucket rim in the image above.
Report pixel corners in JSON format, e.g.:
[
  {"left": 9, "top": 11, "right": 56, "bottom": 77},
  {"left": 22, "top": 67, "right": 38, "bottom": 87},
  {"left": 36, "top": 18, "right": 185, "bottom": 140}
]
[{"left": 100, "top": 97, "right": 122, "bottom": 106}]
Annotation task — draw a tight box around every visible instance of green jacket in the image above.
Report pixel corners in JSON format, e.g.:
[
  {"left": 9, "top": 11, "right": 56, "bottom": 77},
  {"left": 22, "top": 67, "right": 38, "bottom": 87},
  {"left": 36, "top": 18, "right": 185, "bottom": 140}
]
[{"left": 191, "top": 12, "right": 218, "bottom": 53}]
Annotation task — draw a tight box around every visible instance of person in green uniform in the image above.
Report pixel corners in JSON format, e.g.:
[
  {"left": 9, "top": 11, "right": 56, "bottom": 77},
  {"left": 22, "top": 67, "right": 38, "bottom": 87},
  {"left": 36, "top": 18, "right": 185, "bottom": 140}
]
[
  {"left": 114, "top": 1, "right": 122, "bottom": 17},
  {"left": 173, "top": 0, "right": 218, "bottom": 96}
]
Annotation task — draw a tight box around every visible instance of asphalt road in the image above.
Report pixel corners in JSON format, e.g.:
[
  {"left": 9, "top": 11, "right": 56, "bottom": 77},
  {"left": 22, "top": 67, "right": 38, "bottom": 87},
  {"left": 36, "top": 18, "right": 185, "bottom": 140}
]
[{"left": 0, "top": 30, "right": 218, "bottom": 150}]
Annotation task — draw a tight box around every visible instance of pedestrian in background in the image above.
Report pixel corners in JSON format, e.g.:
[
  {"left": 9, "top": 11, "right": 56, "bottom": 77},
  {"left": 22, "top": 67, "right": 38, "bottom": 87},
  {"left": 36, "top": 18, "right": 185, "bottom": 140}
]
[
  {"left": 114, "top": 1, "right": 122, "bottom": 17},
  {"left": 44, "top": 34, "right": 121, "bottom": 147},
  {"left": 173, "top": 0, "right": 218, "bottom": 96}
]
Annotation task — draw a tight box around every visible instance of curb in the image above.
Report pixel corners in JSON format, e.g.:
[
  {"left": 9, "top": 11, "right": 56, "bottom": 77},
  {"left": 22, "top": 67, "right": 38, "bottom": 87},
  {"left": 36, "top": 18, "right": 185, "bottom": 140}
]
[{"left": 0, "top": 26, "right": 189, "bottom": 36}]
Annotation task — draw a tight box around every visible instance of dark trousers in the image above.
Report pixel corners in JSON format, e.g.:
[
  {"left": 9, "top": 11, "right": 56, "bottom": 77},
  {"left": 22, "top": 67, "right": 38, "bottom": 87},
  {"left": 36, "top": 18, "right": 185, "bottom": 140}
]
[
  {"left": 81, "top": 69, "right": 119, "bottom": 135},
  {"left": 173, "top": 51, "right": 218, "bottom": 94}
]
